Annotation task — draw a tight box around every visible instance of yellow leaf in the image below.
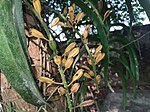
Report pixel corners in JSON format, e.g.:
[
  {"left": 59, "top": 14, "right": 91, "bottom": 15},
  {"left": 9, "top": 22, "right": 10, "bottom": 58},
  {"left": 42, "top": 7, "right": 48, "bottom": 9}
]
[
  {"left": 30, "top": 28, "right": 49, "bottom": 41},
  {"left": 33, "top": 0, "right": 41, "bottom": 17}
]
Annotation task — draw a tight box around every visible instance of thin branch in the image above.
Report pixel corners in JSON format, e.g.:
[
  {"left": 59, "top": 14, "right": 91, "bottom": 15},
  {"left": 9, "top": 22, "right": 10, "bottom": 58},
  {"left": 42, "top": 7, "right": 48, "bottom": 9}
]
[{"left": 120, "top": 31, "right": 150, "bottom": 49}]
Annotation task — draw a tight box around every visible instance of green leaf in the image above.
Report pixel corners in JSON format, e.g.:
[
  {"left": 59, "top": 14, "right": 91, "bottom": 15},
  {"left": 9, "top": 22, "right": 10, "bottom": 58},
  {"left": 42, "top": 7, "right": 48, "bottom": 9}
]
[
  {"left": 0, "top": 0, "right": 47, "bottom": 106},
  {"left": 109, "top": 35, "right": 139, "bottom": 97},
  {"left": 111, "top": 64, "right": 127, "bottom": 110}
]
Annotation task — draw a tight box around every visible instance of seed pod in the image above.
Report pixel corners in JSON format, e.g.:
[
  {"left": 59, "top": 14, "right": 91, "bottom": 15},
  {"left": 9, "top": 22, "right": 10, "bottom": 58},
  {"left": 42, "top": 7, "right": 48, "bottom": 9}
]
[
  {"left": 68, "top": 6, "right": 74, "bottom": 21},
  {"left": 38, "top": 76, "right": 54, "bottom": 84},
  {"left": 70, "top": 83, "right": 80, "bottom": 94},
  {"left": 33, "top": 0, "right": 41, "bottom": 17},
  {"left": 72, "top": 69, "right": 83, "bottom": 82},
  {"left": 58, "top": 87, "right": 66, "bottom": 95},
  {"left": 85, "top": 24, "right": 91, "bottom": 31},
  {"left": 95, "top": 53, "right": 105, "bottom": 64},
  {"left": 64, "top": 58, "right": 74, "bottom": 71},
  {"left": 83, "top": 24, "right": 90, "bottom": 39},
  {"left": 87, "top": 59, "right": 92, "bottom": 65},
  {"left": 96, "top": 75, "right": 101, "bottom": 83},
  {"left": 63, "top": 6, "right": 68, "bottom": 15},
  {"left": 88, "top": 70, "right": 94, "bottom": 77},
  {"left": 51, "top": 17, "right": 60, "bottom": 27},
  {"left": 72, "top": 3, "right": 76, "bottom": 10},
  {"left": 68, "top": 47, "right": 79, "bottom": 58},
  {"left": 30, "top": 28, "right": 49, "bottom": 41},
  {"left": 83, "top": 30, "right": 88, "bottom": 39},
  {"left": 64, "top": 42, "right": 76, "bottom": 54},
  {"left": 84, "top": 73, "right": 92, "bottom": 79},
  {"left": 103, "top": 10, "right": 110, "bottom": 23},
  {"left": 58, "top": 21, "right": 65, "bottom": 27},
  {"left": 94, "top": 44, "right": 103, "bottom": 58},
  {"left": 76, "top": 100, "right": 94, "bottom": 108},
  {"left": 62, "top": 57, "right": 67, "bottom": 66},
  {"left": 54, "top": 55, "right": 61, "bottom": 65},
  {"left": 81, "top": 65, "right": 90, "bottom": 71},
  {"left": 75, "top": 12, "right": 85, "bottom": 25}
]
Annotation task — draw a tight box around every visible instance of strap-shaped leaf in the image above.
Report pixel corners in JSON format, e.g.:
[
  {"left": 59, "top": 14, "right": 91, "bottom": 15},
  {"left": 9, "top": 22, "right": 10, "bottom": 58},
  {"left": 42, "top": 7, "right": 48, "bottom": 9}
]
[{"left": 0, "top": 0, "right": 47, "bottom": 106}]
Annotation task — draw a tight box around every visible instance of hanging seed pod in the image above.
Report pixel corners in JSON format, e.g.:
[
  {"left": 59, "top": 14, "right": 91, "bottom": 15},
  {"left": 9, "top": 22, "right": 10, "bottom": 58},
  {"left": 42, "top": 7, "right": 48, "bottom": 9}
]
[
  {"left": 64, "top": 58, "right": 74, "bottom": 71},
  {"left": 51, "top": 17, "right": 60, "bottom": 28},
  {"left": 62, "top": 57, "right": 67, "bottom": 66},
  {"left": 72, "top": 3, "right": 76, "bottom": 10},
  {"left": 88, "top": 70, "right": 94, "bottom": 77},
  {"left": 53, "top": 55, "right": 62, "bottom": 65},
  {"left": 58, "top": 21, "right": 65, "bottom": 27},
  {"left": 83, "top": 24, "right": 90, "bottom": 39},
  {"left": 70, "top": 83, "right": 80, "bottom": 94},
  {"left": 63, "top": 6, "right": 68, "bottom": 15},
  {"left": 33, "top": 0, "right": 41, "bottom": 17},
  {"left": 76, "top": 100, "right": 94, "bottom": 108},
  {"left": 68, "top": 6, "right": 74, "bottom": 21},
  {"left": 30, "top": 28, "right": 49, "bottom": 41},
  {"left": 81, "top": 65, "right": 90, "bottom": 71},
  {"left": 83, "top": 30, "right": 88, "bottom": 39},
  {"left": 96, "top": 75, "right": 101, "bottom": 83},
  {"left": 72, "top": 69, "right": 83, "bottom": 82},
  {"left": 58, "top": 87, "right": 66, "bottom": 95},
  {"left": 87, "top": 59, "right": 92, "bottom": 65},
  {"left": 68, "top": 47, "right": 79, "bottom": 58},
  {"left": 103, "top": 10, "right": 110, "bottom": 23},
  {"left": 64, "top": 42, "right": 76, "bottom": 54},
  {"left": 84, "top": 73, "right": 93, "bottom": 79},
  {"left": 85, "top": 24, "right": 91, "bottom": 31},
  {"left": 95, "top": 53, "right": 105, "bottom": 65},
  {"left": 38, "top": 76, "right": 54, "bottom": 84},
  {"left": 94, "top": 44, "right": 103, "bottom": 58},
  {"left": 75, "top": 12, "right": 85, "bottom": 25}
]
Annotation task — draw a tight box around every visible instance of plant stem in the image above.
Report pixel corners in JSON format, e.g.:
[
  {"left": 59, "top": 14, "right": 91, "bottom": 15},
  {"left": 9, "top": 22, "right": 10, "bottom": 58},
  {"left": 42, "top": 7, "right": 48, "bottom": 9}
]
[
  {"left": 75, "top": 30, "right": 99, "bottom": 91},
  {"left": 24, "top": 0, "right": 58, "bottom": 53},
  {"left": 58, "top": 66, "right": 73, "bottom": 112}
]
